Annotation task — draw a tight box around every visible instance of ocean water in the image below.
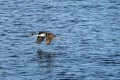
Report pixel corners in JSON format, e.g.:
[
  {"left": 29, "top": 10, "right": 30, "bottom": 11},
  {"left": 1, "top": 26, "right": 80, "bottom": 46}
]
[{"left": 0, "top": 0, "right": 120, "bottom": 80}]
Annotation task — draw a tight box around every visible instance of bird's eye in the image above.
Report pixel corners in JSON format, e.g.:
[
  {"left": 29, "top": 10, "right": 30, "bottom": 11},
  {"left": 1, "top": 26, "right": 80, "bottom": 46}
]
[{"left": 31, "top": 33, "right": 35, "bottom": 35}]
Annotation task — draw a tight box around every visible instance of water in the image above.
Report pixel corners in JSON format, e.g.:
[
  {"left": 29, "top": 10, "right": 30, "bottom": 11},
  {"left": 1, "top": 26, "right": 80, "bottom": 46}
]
[{"left": 0, "top": 0, "right": 120, "bottom": 80}]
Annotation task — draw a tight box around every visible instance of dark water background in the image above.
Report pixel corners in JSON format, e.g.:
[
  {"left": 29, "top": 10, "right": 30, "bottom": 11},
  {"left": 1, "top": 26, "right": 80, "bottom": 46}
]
[{"left": 0, "top": 0, "right": 120, "bottom": 80}]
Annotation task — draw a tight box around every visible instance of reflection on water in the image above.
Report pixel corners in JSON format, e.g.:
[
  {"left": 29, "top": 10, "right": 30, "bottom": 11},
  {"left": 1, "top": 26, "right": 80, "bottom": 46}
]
[
  {"left": 0, "top": 0, "right": 120, "bottom": 79},
  {"left": 36, "top": 49, "right": 57, "bottom": 79},
  {"left": 37, "top": 48, "right": 56, "bottom": 68},
  {"left": 37, "top": 49, "right": 56, "bottom": 60},
  {"left": 37, "top": 48, "right": 56, "bottom": 63}
]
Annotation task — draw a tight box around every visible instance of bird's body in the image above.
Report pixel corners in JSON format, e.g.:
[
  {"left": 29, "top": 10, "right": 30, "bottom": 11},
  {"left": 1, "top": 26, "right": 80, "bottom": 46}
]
[{"left": 30, "top": 31, "right": 56, "bottom": 45}]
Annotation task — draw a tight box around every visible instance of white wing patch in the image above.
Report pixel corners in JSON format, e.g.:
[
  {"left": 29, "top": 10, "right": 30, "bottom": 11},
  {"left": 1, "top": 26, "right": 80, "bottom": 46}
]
[{"left": 38, "top": 33, "right": 46, "bottom": 37}]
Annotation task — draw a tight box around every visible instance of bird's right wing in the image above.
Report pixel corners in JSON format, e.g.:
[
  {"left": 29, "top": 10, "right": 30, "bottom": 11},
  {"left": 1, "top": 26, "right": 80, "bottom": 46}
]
[{"left": 46, "top": 32, "right": 56, "bottom": 45}]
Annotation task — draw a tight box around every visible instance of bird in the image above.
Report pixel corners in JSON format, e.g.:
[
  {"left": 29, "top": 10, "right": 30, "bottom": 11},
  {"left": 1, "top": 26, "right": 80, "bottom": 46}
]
[{"left": 30, "top": 31, "right": 56, "bottom": 45}]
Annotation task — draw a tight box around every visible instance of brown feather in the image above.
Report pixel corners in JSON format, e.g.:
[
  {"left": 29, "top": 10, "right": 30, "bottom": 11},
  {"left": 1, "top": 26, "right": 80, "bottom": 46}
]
[
  {"left": 46, "top": 32, "right": 56, "bottom": 45},
  {"left": 36, "top": 36, "right": 45, "bottom": 44}
]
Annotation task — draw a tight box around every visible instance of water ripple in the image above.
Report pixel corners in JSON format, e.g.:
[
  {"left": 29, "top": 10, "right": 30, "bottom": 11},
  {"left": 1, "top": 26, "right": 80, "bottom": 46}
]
[{"left": 0, "top": 0, "right": 120, "bottom": 80}]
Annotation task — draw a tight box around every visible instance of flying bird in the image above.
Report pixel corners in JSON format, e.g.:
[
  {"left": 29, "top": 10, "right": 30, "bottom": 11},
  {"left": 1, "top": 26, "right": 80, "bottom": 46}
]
[{"left": 30, "top": 31, "right": 56, "bottom": 45}]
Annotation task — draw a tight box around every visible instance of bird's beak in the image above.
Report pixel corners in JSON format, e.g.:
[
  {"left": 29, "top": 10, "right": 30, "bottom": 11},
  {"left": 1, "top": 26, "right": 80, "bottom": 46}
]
[{"left": 29, "top": 33, "right": 34, "bottom": 37}]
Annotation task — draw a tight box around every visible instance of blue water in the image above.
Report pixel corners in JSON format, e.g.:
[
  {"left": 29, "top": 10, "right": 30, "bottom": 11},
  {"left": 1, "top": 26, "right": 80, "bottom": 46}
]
[{"left": 0, "top": 0, "right": 120, "bottom": 80}]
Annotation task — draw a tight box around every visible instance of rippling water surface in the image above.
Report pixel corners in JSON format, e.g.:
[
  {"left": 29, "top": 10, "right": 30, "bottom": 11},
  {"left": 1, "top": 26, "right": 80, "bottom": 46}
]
[{"left": 0, "top": 0, "right": 120, "bottom": 80}]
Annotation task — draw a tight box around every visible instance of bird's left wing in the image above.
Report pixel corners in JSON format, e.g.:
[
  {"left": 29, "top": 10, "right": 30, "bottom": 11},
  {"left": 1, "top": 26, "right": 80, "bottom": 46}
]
[{"left": 36, "top": 36, "right": 45, "bottom": 44}]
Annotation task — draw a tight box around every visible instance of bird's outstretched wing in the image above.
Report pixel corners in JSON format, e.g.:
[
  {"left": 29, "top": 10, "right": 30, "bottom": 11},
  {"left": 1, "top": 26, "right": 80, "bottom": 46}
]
[
  {"left": 46, "top": 32, "right": 56, "bottom": 45},
  {"left": 36, "top": 36, "right": 45, "bottom": 44},
  {"left": 36, "top": 32, "right": 46, "bottom": 44}
]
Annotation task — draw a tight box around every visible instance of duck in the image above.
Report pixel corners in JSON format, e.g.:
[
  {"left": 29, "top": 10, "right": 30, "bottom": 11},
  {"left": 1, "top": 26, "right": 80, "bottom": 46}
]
[{"left": 30, "top": 31, "right": 56, "bottom": 45}]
